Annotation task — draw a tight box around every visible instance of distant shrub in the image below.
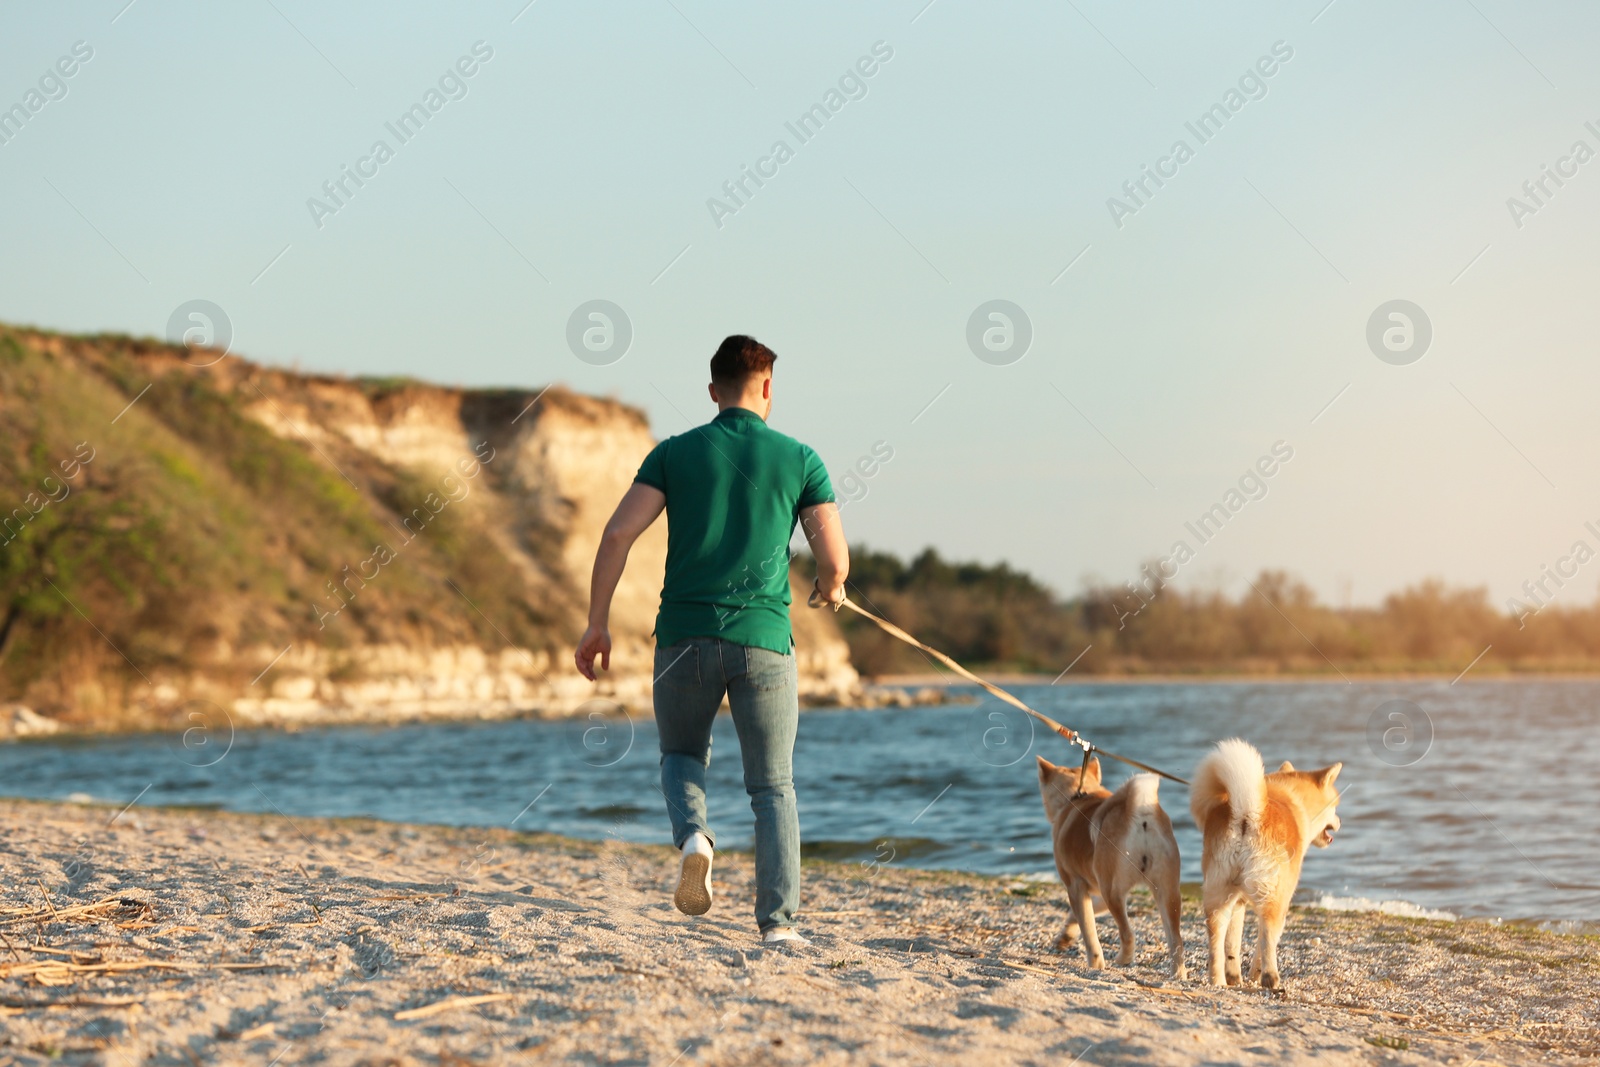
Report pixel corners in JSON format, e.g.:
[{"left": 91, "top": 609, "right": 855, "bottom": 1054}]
[{"left": 806, "top": 546, "right": 1600, "bottom": 678}]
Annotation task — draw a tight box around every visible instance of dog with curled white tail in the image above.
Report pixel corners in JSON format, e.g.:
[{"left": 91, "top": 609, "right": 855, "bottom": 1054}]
[{"left": 1190, "top": 738, "right": 1343, "bottom": 990}]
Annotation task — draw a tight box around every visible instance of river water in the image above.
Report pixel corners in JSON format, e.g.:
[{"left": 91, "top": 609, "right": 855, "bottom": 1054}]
[{"left": 1, "top": 680, "right": 1593, "bottom": 927}]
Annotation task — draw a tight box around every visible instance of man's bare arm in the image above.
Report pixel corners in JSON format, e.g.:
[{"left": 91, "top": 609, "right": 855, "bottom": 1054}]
[
  {"left": 575, "top": 483, "right": 666, "bottom": 680},
  {"left": 800, "top": 502, "right": 850, "bottom": 607}
]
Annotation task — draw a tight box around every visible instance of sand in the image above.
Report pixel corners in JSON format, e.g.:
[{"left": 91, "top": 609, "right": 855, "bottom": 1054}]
[{"left": 0, "top": 798, "right": 1593, "bottom": 1066}]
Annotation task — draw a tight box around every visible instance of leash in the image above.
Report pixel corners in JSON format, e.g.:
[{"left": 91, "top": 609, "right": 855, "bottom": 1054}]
[{"left": 811, "top": 587, "right": 1189, "bottom": 787}]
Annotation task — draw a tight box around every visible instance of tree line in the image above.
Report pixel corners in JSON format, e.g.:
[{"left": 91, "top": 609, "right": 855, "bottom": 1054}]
[{"left": 818, "top": 546, "right": 1600, "bottom": 678}]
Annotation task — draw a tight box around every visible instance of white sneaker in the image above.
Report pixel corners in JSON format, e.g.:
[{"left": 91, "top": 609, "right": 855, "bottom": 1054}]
[
  {"left": 673, "top": 833, "right": 714, "bottom": 916},
  {"left": 761, "top": 927, "right": 810, "bottom": 945}
]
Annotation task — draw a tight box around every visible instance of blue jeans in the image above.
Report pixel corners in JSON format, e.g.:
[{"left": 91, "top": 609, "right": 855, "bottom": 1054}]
[{"left": 653, "top": 637, "right": 800, "bottom": 931}]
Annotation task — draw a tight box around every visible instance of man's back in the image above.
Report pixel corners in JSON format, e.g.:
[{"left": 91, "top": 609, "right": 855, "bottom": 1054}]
[
  {"left": 634, "top": 407, "right": 833, "bottom": 654},
  {"left": 574, "top": 333, "right": 849, "bottom": 941}
]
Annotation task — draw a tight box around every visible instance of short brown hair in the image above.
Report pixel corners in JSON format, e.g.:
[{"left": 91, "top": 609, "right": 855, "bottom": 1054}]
[{"left": 710, "top": 334, "right": 776, "bottom": 388}]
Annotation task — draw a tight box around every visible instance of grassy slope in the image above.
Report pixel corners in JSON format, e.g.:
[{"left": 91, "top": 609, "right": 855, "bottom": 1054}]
[{"left": 0, "top": 327, "right": 576, "bottom": 726}]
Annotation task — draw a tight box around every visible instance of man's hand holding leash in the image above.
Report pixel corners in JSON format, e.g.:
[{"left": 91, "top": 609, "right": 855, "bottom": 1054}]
[{"left": 808, "top": 580, "right": 846, "bottom": 611}]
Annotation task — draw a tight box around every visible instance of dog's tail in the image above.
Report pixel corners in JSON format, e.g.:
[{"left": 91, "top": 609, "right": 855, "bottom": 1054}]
[
  {"left": 1189, "top": 738, "right": 1265, "bottom": 831},
  {"left": 1122, "top": 772, "right": 1161, "bottom": 814},
  {"left": 1108, "top": 774, "right": 1177, "bottom": 875},
  {"left": 1098, "top": 773, "right": 1161, "bottom": 845}
]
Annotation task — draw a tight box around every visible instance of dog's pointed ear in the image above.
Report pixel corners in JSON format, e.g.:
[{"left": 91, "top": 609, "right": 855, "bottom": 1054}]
[
  {"left": 1037, "top": 755, "right": 1056, "bottom": 778},
  {"left": 1278, "top": 760, "right": 1296, "bottom": 773},
  {"left": 1087, "top": 756, "right": 1101, "bottom": 780},
  {"left": 1317, "top": 762, "right": 1343, "bottom": 788}
]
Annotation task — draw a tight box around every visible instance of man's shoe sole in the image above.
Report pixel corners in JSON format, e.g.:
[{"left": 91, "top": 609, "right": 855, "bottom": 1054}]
[
  {"left": 762, "top": 930, "right": 811, "bottom": 945},
  {"left": 675, "top": 853, "right": 712, "bottom": 915}
]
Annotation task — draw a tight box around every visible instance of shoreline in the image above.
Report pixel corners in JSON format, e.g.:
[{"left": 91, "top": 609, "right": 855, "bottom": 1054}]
[
  {"left": 7, "top": 793, "right": 1590, "bottom": 934},
  {"left": 0, "top": 798, "right": 1594, "bottom": 1064},
  {"left": 9, "top": 669, "right": 1600, "bottom": 741},
  {"left": 865, "top": 670, "right": 1600, "bottom": 686}
]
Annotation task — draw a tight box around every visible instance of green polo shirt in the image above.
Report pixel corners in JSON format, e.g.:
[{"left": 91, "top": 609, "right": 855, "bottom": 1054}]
[{"left": 634, "top": 407, "right": 834, "bottom": 654}]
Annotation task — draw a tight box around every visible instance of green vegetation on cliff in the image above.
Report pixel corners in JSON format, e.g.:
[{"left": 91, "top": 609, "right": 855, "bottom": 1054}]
[{"left": 0, "top": 326, "right": 575, "bottom": 726}]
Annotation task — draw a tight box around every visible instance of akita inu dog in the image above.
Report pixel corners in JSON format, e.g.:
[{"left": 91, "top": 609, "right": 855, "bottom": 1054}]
[
  {"left": 1190, "top": 738, "right": 1342, "bottom": 989},
  {"left": 1037, "top": 755, "right": 1186, "bottom": 978}
]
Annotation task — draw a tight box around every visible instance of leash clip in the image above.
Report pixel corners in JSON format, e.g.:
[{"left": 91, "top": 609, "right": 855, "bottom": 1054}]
[{"left": 1071, "top": 740, "right": 1097, "bottom": 799}]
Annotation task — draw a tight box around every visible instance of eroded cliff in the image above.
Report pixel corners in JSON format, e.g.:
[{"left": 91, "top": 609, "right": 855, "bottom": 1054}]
[{"left": 0, "top": 326, "right": 858, "bottom": 732}]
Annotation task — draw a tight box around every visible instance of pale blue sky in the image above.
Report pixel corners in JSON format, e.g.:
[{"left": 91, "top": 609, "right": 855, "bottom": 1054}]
[{"left": 3, "top": 1, "right": 1598, "bottom": 610}]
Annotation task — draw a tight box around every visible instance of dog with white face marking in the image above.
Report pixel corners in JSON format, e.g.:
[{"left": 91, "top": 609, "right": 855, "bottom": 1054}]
[
  {"left": 1190, "top": 738, "right": 1343, "bottom": 989},
  {"left": 1037, "top": 755, "right": 1186, "bottom": 978}
]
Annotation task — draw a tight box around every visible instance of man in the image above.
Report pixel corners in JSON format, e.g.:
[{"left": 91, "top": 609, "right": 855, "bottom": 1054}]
[{"left": 574, "top": 335, "right": 849, "bottom": 943}]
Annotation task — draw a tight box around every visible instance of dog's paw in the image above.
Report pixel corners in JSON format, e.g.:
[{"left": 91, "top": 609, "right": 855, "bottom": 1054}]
[
  {"left": 1087, "top": 954, "right": 1105, "bottom": 970},
  {"left": 1172, "top": 964, "right": 1188, "bottom": 982},
  {"left": 1260, "top": 970, "right": 1280, "bottom": 990}
]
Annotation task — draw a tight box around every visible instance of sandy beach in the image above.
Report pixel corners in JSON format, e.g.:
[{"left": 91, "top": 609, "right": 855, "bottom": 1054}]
[{"left": 0, "top": 798, "right": 1593, "bottom": 1066}]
